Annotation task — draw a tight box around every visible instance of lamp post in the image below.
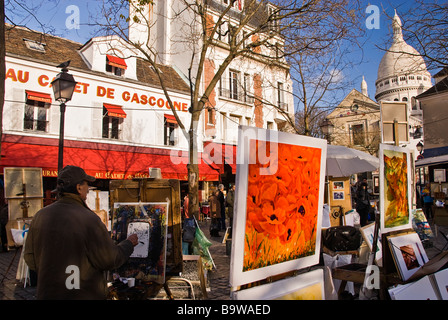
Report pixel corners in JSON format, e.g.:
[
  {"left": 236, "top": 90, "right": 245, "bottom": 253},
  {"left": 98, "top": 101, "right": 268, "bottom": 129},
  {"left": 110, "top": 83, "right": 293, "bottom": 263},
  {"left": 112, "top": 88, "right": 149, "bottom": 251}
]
[
  {"left": 320, "top": 118, "right": 334, "bottom": 143},
  {"left": 51, "top": 61, "right": 77, "bottom": 173}
]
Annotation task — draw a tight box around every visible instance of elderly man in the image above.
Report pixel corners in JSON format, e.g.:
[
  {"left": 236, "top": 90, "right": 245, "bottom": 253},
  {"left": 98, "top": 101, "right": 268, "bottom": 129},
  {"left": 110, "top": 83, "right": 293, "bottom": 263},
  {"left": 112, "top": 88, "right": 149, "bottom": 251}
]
[{"left": 24, "top": 165, "right": 138, "bottom": 300}]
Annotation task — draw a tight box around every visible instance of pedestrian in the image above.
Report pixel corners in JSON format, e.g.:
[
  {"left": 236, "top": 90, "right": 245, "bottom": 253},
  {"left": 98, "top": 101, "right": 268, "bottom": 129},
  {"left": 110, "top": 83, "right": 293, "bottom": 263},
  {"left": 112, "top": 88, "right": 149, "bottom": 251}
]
[
  {"left": 0, "top": 200, "right": 8, "bottom": 252},
  {"left": 226, "top": 184, "right": 235, "bottom": 237},
  {"left": 209, "top": 189, "right": 221, "bottom": 237},
  {"left": 422, "top": 183, "right": 433, "bottom": 220},
  {"left": 218, "top": 184, "right": 226, "bottom": 231},
  {"left": 24, "top": 165, "right": 138, "bottom": 300},
  {"left": 355, "top": 181, "right": 370, "bottom": 227}
]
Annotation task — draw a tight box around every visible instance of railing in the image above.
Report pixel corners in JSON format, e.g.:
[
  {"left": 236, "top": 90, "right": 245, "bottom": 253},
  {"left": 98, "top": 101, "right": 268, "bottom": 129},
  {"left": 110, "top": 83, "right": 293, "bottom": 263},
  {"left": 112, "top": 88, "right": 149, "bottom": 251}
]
[{"left": 219, "top": 88, "right": 254, "bottom": 104}]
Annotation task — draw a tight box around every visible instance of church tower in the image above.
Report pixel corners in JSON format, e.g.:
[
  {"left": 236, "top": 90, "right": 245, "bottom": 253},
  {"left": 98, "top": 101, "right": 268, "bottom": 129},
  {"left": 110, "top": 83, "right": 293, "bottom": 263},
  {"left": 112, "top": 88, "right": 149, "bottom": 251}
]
[{"left": 375, "top": 10, "right": 432, "bottom": 117}]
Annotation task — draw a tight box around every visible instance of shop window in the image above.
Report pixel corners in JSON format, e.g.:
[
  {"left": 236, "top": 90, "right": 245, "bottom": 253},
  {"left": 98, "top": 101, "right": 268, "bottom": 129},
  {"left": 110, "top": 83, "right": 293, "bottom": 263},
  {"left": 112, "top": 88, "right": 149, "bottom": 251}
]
[
  {"left": 24, "top": 98, "right": 49, "bottom": 132},
  {"left": 102, "top": 106, "right": 123, "bottom": 139},
  {"left": 164, "top": 114, "right": 178, "bottom": 146}
]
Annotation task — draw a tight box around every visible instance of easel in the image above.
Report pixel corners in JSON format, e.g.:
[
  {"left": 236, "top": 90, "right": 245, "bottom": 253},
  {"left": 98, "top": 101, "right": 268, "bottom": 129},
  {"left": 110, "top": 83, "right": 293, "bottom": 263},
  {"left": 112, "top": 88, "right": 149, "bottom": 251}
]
[{"left": 109, "top": 178, "right": 183, "bottom": 300}]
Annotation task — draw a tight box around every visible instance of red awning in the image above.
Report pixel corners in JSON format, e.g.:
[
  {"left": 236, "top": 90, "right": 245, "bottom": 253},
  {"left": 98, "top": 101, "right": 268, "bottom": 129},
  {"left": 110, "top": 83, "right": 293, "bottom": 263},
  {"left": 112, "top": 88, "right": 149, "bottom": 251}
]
[
  {"left": 26, "top": 90, "right": 52, "bottom": 104},
  {"left": 203, "top": 142, "right": 237, "bottom": 174},
  {"left": 104, "top": 103, "right": 127, "bottom": 118},
  {"left": 164, "top": 114, "right": 177, "bottom": 124},
  {"left": 0, "top": 135, "right": 220, "bottom": 181},
  {"left": 106, "top": 55, "right": 128, "bottom": 69}
]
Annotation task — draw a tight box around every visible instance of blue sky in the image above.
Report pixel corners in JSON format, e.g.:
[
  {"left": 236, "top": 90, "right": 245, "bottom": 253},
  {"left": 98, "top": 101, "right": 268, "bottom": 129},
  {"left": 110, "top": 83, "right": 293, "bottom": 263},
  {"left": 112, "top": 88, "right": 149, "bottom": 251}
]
[{"left": 5, "top": 0, "right": 428, "bottom": 109}]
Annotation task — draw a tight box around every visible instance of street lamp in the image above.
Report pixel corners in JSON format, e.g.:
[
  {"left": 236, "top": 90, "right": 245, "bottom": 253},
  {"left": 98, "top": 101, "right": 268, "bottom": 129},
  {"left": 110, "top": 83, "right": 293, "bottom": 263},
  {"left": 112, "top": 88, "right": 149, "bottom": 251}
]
[
  {"left": 51, "top": 61, "right": 77, "bottom": 173},
  {"left": 320, "top": 118, "right": 334, "bottom": 143}
]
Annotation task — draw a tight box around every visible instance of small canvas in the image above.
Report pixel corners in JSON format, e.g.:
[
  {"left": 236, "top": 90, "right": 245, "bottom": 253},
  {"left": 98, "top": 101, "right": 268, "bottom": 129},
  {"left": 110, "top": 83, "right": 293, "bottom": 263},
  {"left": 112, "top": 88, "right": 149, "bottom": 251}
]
[
  {"left": 233, "top": 269, "right": 324, "bottom": 300},
  {"left": 388, "top": 232, "right": 428, "bottom": 281},
  {"left": 360, "top": 222, "right": 383, "bottom": 266},
  {"left": 128, "top": 222, "right": 150, "bottom": 258},
  {"left": 379, "top": 144, "right": 412, "bottom": 234}
]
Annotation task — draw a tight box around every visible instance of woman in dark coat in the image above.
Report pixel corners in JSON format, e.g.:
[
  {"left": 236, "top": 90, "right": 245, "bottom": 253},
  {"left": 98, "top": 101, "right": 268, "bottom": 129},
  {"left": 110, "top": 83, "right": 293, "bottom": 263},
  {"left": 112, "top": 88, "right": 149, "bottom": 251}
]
[
  {"left": 209, "top": 190, "right": 221, "bottom": 237},
  {"left": 356, "top": 181, "right": 370, "bottom": 227}
]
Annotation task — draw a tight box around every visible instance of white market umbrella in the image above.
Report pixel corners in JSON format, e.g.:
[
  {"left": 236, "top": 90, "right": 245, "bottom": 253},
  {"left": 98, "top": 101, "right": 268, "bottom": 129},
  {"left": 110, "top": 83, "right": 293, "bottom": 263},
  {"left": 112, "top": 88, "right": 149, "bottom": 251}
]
[{"left": 326, "top": 145, "right": 379, "bottom": 177}]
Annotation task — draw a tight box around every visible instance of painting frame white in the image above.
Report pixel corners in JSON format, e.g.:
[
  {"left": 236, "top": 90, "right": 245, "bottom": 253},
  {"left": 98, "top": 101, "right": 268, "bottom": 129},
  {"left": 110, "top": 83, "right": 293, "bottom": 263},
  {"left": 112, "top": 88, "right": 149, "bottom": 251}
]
[
  {"left": 387, "top": 232, "right": 428, "bottom": 281},
  {"left": 232, "top": 268, "right": 325, "bottom": 300},
  {"left": 360, "top": 222, "right": 383, "bottom": 266},
  {"left": 230, "top": 126, "right": 327, "bottom": 288},
  {"left": 379, "top": 144, "right": 412, "bottom": 234}
]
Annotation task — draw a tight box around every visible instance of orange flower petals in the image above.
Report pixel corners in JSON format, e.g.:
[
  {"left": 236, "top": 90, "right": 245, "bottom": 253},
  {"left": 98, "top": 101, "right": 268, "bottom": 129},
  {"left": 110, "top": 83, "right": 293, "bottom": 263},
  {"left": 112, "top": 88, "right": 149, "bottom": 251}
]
[{"left": 243, "top": 140, "right": 322, "bottom": 271}]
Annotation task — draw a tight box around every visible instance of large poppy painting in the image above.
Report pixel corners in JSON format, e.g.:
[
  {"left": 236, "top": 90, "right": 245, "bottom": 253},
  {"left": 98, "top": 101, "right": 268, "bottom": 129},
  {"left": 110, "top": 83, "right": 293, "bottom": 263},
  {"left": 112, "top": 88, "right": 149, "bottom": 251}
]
[
  {"left": 230, "top": 126, "right": 327, "bottom": 288},
  {"left": 379, "top": 144, "right": 412, "bottom": 234}
]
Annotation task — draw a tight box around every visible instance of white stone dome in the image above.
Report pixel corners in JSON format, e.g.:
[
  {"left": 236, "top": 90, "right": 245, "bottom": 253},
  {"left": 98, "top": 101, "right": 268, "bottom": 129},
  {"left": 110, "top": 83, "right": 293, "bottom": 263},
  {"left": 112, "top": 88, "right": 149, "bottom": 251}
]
[
  {"left": 375, "top": 11, "right": 432, "bottom": 103},
  {"left": 377, "top": 41, "right": 427, "bottom": 81}
]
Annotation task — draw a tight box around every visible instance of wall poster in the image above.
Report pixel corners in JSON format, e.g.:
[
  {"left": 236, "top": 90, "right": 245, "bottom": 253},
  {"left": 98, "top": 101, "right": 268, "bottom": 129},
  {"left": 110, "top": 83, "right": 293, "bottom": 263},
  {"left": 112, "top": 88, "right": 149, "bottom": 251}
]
[
  {"left": 111, "top": 202, "right": 169, "bottom": 284},
  {"left": 379, "top": 144, "right": 412, "bottom": 234},
  {"left": 230, "top": 126, "right": 327, "bottom": 288}
]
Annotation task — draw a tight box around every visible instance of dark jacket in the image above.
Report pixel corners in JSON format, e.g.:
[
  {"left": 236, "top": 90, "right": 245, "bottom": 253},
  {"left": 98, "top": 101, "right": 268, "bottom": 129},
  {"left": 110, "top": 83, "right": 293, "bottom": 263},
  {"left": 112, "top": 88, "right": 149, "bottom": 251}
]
[
  {"left": 209, "top": 194, "right": 221, "bottom": 218},
  {"left": 226, "top": 190, "right": 235, "bottom": 218},
  {"left": 24, "top": 193, "right": 134, "bottom": 300}
]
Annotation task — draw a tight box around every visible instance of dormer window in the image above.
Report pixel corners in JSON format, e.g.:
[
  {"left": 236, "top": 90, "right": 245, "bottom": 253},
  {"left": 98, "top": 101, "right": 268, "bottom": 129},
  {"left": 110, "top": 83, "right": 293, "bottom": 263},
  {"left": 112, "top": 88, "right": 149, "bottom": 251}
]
[
  {"left": 106, "top": 54, "right": 127, "bottom": 76},
  {"left": 23, "top": 39, "right": 46, "bottom": 52}
]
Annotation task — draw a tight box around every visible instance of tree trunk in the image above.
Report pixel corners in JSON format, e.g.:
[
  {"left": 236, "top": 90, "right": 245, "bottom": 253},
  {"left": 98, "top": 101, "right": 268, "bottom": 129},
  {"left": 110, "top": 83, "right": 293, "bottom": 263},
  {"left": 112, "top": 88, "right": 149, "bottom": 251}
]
[{"left": 187, "top": 109, "right": 201, "bottom": 219}]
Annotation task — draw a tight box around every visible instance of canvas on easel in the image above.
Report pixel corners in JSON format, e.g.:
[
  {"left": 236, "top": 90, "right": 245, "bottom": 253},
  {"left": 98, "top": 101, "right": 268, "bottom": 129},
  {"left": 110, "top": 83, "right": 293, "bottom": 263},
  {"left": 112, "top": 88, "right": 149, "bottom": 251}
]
[
  {"left": 379, "top": 144, "right": 412, "bottom": 234},
  {"left": 111, "top": 202, "right": 169, "bottom": 284}
]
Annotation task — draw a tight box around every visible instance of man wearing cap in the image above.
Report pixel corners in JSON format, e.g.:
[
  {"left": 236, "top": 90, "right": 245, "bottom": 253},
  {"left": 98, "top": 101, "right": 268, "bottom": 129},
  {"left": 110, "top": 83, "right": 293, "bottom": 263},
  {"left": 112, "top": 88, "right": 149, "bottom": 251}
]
[{"left": 24, "top": 165, "right": 138, "bottom": 300}]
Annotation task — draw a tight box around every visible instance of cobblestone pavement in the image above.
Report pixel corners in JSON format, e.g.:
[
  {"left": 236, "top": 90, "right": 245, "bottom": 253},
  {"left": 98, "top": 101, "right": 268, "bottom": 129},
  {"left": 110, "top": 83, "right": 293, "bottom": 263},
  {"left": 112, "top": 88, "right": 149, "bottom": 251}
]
[{"left": 0, "top": 218, "right": 446, "bottom": 300}]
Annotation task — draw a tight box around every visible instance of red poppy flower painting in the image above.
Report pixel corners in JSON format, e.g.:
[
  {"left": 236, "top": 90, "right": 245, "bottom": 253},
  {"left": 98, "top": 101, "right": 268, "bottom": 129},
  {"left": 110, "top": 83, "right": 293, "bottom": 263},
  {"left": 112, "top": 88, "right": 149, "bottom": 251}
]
[{"left": 243, "top": 139, "right": 322, "bottom": 272}]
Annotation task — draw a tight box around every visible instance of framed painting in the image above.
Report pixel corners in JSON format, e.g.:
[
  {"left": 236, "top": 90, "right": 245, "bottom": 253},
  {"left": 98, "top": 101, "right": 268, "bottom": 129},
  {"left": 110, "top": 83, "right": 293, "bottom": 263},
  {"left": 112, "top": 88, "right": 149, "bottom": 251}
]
[
  {"left": 360, "top": 222, "right": 383, "bottom": 266},
  {"left": 233, "top": 269, "right": 324, "bottom": 300},
  {"left": 111, "top": 202, "right": 169, "bottom": 284},
  {"left": 387, "top": 232, "right": 428, "bottom": 281},
  {"left": 379, "top": 144, "right": 412, "bottom": 234},
  {"left": 230, "top": 126, "right": 327, "bottom": 288}
]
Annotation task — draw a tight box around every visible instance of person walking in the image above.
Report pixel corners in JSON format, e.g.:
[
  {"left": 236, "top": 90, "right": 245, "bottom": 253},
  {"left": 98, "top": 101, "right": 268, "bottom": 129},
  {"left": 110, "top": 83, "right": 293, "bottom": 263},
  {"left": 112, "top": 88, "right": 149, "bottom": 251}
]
[
  {"left": 217, "top": 184, "right": 226, "bottom": 231},
  {"left": 355, "top": 181, "right": 371, "bottom": 227},
  {"left": 209, "top": 190, "right": 221, "bottom": 237},
  {"left": 226, "top": 184, "right": 235, "bottom": 237},
  {"left": 24, "top": 165, "right": 138, "bottom": 300},
  {"left": 422, "top": 183, "right": 433, "bottom": 219}
]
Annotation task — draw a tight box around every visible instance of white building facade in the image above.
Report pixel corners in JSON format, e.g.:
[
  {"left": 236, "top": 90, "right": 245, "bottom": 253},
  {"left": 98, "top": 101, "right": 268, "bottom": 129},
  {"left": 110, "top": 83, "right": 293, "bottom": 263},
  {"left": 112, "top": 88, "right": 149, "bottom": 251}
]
[{"left": 1, "top": 0, "right": 295, "bottom": 194}]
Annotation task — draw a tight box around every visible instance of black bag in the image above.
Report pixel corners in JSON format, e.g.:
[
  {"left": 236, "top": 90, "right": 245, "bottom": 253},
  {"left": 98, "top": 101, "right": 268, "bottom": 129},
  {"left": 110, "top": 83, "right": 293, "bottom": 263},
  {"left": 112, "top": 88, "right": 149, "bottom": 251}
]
[{"left": 323, "top": 226, "right": 362, "bottom": 251}]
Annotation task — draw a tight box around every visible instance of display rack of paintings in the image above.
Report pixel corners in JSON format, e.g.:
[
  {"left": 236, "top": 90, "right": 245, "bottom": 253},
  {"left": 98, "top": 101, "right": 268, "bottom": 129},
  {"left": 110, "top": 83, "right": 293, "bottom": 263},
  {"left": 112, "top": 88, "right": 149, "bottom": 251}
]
[
  {"left": 379, "top": 144, "right": 412, "bottom": 234},
  {"left": 230, "top": 126, "right": 327, "bottom": 289},
  {"left": 111, "top": 202, "right": 169, "bottom": 284},
  {"left": 232, "top": 269, "right": 325, "bottom": 300}
]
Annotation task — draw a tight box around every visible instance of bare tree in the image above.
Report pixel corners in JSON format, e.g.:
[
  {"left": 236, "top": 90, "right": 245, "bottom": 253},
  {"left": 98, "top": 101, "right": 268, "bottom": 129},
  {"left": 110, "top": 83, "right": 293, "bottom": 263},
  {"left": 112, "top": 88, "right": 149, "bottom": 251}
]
[
  {"left": 401, "top": 0, "right": 448, "bottom": 70},
  {"left": 284, "top": 0, "right": 364, "bottom": 137},
  {"left": 94, "top": 0, "right": 364, "bottom": 217}
]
